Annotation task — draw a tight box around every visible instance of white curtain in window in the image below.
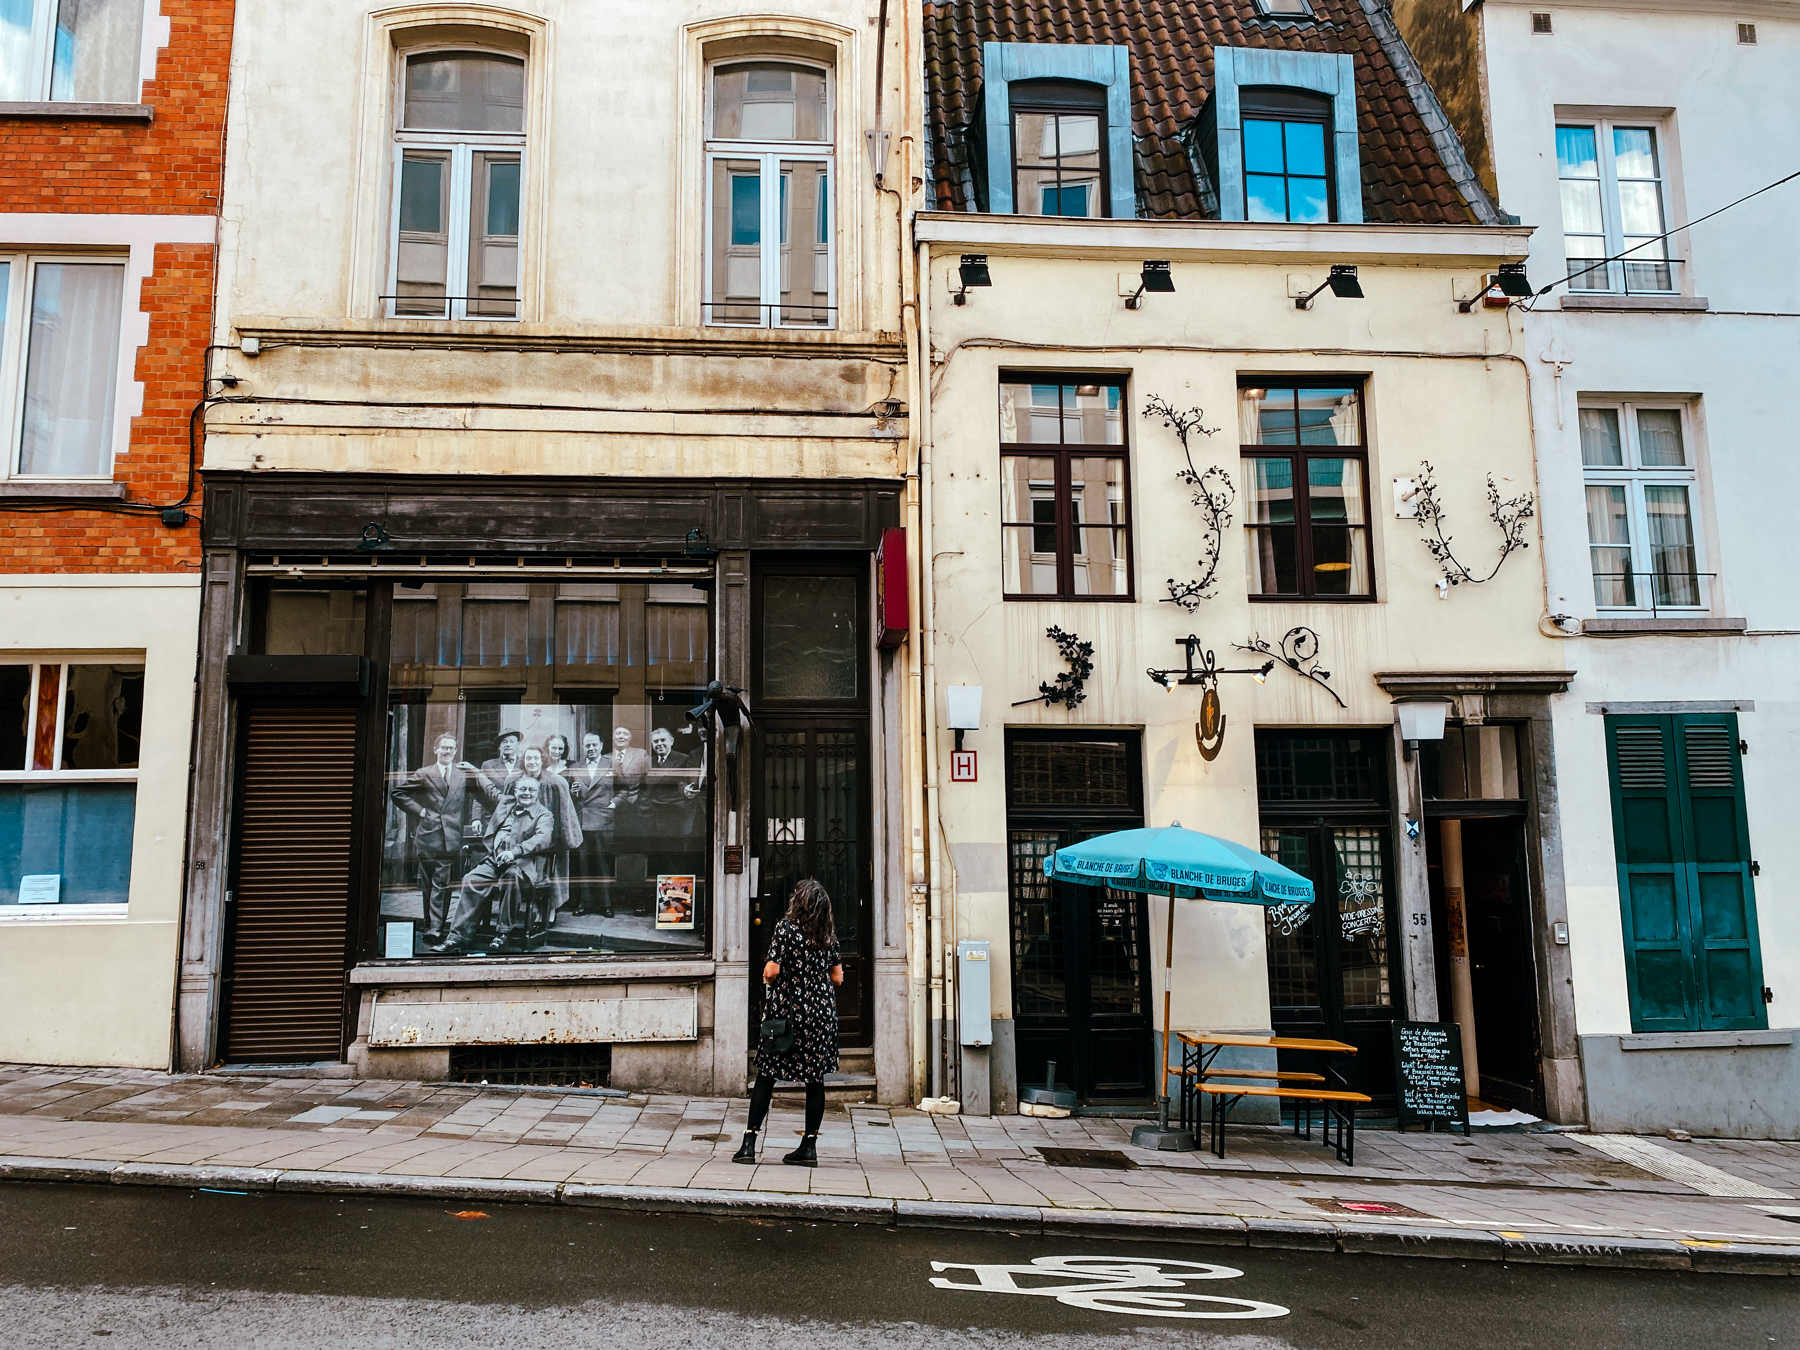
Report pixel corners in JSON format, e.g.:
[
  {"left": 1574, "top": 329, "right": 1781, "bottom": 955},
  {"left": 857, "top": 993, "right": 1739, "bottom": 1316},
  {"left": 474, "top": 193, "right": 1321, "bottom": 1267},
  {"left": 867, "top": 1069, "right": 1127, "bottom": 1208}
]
[
  {"left": 20, "top": 262, "right": 124, "bottom": 478},
  {"left": 52, "top": 0, "right": 143, "bottom": 102}
]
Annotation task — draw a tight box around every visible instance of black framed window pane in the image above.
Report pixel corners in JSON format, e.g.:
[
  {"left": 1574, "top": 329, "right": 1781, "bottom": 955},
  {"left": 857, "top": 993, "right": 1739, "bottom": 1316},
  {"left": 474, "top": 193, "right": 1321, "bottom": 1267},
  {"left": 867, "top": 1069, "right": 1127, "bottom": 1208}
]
[
  {"left": 1239, "top": 385, "right": 1298, "bottom": 444},
  {"left": 1064, "top": 382, "right": 1123, "bottom": 445},
  {"left": 1001, "top": 454, "right": 1060, "bottom": 595},
  {"left": 1262, "top": 826, "right": 1319, "bottom": 1008},
  {"left": 1010, "top": 830, "right": 1067, "bottom": 1016},
  {"left": 1245, "top": 456, "right": 1298, "bottom": 595},
  {"left": 1075, "top": 528, "right": 1129, "bottom": 596},
  {"left": 1307, "top": 458, "right": 1368, "bottom": 596},
  {"left": 762, "top": 575, "right": 858, "bottom": 700},
  {"left": 1334, "top": 827, "right": 1392, "bottom": 1008},
  {"left": 1070, "top": 457, "right": 1127, "bottom": 596},
  {"left": 1297, "top": 387, "right": 1360, "bottom": 445},
  {"left": 1000, "top": 381, "right": 1064, "bottom": 443}
]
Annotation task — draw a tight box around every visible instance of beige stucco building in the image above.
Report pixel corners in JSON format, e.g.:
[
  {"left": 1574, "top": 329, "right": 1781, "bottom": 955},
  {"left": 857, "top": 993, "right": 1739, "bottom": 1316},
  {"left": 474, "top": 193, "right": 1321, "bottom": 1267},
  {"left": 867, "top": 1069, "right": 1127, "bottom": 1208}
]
[{"left": 181, "top": 1, "right": 922, "bottom": 1099}]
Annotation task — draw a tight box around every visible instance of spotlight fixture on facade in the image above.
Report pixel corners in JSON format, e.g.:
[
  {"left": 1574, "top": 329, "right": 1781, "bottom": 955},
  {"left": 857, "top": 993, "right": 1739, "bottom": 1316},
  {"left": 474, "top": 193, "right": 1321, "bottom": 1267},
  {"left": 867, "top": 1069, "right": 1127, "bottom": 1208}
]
[
  {"left": 952, "top": 254, "right": 991, "bottom": 305},
  {"left": 1295, "top": 264, "right": 1363, "bottom": 309},
  {"left": 1125, "top": 260, "right": 1175, "bottom": 309},
  {"left": 1459, "top": 261, "right": 1534, "bottom": 312},
  {"left": 354, "top": 522, "right": 394, "bottom": 552}
]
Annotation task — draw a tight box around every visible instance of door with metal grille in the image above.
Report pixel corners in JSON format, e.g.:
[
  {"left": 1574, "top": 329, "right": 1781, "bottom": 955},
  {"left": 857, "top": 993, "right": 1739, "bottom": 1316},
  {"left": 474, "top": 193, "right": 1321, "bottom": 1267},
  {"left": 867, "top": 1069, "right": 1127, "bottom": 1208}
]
[
  {"left": 1005, "top": 732, "right": 1151, "bottom": 1103},
  {"left": 222, "top": 704, "right": 359, "bottom": 1061},
  {"left": 750, "top": 719, "right": 872, "bottom": 1044}
]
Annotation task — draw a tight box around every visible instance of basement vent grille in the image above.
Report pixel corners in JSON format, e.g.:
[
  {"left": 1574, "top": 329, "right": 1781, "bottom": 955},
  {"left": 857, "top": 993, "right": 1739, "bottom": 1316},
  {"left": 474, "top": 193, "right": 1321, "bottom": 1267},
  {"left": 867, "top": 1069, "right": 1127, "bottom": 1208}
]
[
  {"left": 1684, "top": 724, "right": 1736, "bottom": 789},
  {"left": 1738, "top": 23, "right": 1757, "bottom": 44},
  {"left": 1613, "top": 726, "right": 1667, "bottom": 789},
  {"left": 1531, "top": 12, "right": 1553, "bottom": 33}
]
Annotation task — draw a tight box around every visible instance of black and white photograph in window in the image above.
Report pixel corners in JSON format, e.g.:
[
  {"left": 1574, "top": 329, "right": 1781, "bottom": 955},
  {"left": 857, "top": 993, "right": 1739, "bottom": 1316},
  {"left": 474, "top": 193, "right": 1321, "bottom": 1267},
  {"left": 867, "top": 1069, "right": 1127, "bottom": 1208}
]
[{"left": 374, "top": 579, "right": 712, "bottom": 958}]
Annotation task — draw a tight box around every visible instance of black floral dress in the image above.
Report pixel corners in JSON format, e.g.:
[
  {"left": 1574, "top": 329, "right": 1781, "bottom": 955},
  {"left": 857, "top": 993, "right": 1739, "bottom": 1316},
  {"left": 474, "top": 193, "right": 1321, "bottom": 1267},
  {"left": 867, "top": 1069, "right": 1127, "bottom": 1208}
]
[{"left": 760, "top": 918, "right": 841, "bottom": 1083}]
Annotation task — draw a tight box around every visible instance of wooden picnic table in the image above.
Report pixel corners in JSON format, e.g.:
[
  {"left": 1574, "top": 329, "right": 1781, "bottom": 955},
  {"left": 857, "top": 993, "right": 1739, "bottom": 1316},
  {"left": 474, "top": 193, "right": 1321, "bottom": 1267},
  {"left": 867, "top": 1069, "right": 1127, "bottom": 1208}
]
[{"left": 1174, "top": 1031, "right": 1364, "bottom": 1162}]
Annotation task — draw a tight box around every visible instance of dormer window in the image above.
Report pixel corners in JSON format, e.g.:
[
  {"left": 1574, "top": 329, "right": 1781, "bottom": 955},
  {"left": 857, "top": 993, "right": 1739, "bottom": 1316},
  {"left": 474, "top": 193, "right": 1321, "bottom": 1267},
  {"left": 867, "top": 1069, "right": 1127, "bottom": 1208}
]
[
  {"left": 1242, "top": 89, "right": 1334, "bottom": 223},
  {"left": 1011, "top": 81, "right": 1108, "bottom": 218}
]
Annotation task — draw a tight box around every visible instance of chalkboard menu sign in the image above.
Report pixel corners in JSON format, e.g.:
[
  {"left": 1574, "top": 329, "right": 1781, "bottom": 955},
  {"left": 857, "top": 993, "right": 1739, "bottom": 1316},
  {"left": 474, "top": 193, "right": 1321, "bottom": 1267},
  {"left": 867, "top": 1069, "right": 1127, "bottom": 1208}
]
[{"left": 1392, "top": 1021, "right": 1471, "bottom": 1135}]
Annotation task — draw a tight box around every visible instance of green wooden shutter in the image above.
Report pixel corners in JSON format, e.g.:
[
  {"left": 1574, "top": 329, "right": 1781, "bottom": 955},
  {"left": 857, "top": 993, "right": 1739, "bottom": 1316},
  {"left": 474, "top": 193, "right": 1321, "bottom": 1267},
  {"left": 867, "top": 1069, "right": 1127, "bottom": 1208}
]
[
  {"left": 1605, "top": 716, "right": 1697, "bottom": 1032},
  {"left": 1673, "top": 715, "right": 1766, "bottom": 1030},
  {"left": 1604, "top": 713, "right": 1766, "bottom": 1033}
]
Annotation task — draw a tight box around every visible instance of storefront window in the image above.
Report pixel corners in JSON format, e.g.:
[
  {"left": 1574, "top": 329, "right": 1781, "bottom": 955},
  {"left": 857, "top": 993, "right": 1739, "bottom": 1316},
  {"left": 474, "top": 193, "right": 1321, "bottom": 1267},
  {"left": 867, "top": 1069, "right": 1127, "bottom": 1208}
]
[{"left": 380, "top": 581, "right": 712, "bottom": 958}]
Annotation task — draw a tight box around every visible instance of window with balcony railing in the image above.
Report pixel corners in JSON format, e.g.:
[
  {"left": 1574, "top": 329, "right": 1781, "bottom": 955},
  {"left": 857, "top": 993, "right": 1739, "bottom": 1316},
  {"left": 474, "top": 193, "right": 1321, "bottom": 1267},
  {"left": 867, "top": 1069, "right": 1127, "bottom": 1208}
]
[
  {"left": 1557, "top": 121, "right": 1680, "bottom": 295},
  {"left": 1581, "top": 401, "right": 1708, "bottom": 613}
]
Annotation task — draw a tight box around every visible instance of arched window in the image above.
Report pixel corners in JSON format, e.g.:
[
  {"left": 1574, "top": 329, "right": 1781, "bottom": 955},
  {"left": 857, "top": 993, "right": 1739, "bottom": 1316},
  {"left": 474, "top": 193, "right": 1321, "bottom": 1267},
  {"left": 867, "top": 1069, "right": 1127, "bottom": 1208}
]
[
  {"left": 387, "top": 49, "right": 525, "bottom": 320},
  {"left": 704, "top": 60, "right": 834, "bottom": 329}
]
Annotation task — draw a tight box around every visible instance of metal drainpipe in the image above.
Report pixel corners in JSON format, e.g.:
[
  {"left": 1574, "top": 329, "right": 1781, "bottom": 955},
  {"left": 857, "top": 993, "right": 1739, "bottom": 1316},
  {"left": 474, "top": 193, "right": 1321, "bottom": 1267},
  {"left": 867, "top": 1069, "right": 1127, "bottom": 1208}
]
[
  {"left": 903, "top": 227, "right": 929, "bottom": 1105},
  {"left": 916, "top": 239, "right": 948, "bottom": 1101}
]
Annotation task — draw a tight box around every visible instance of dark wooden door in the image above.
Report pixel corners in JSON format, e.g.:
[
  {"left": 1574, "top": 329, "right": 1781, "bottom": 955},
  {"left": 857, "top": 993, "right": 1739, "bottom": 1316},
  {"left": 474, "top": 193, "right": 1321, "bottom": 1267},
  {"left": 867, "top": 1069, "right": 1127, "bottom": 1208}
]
[
  {"left": 1261, "top": 821, "right": 1401, "bottom": 1100},
  {"left": 750, "top": 718, "right": 873, "bottom": 1044},
  {"left": 1007, "top": 826, "right": 1155, "bottom": 1102},
  {"left": 222, "top": 704, "right": 358, "bottom": 1062}
]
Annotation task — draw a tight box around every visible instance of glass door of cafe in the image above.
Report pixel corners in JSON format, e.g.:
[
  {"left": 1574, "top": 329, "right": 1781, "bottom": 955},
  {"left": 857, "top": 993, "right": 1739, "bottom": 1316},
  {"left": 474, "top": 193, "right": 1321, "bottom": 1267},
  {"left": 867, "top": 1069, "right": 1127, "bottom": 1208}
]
[
  {"left": 750, "top": 563, "right": 873, "bottom": 1047},
  {"left": 1005, "top": 732, "right": 1153, "bottom": 1104},
  {"left": 1255, "top": 730, "right": 1402, "bottom": 1102}
]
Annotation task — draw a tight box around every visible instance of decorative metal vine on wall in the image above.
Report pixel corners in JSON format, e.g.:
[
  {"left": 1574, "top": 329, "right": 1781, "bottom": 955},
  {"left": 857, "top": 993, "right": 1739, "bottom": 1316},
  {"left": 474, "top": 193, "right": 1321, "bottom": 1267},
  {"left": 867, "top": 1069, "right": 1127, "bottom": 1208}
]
[
  {"left": 1234, "top": 627, "right": 1347, "bottom": 709},
  {"left": 1411, "top": 460, "right": 1536, "bottom": 588},
  {"left": 1144, "top": 394, "right": 1236, "bottom": 611},
  {"left": 1014, "top": 626, "right": 1095, "bottom": 709}
]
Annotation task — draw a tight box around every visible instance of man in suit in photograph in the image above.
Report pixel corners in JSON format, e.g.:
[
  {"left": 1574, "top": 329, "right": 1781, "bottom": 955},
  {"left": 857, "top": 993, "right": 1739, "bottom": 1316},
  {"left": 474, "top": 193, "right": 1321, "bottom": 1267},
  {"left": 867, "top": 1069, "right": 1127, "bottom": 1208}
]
[
  {"left": 391, "top": 732, "right": 477, "bottom": 942},
  {"left": 436, "top": 775, "right": 555, "bottom": 955},
  {"left": 608, "top": 724, "right": 653, "bottom": 914},
  {"left": 569, "top": 731, "right": 616, "bottom": 916},
  {"left": 473, "top": 728, "right": 525, "bottom": 806},
  {"left": 641, "top": 726, "right": 706, "bottom": 916}
]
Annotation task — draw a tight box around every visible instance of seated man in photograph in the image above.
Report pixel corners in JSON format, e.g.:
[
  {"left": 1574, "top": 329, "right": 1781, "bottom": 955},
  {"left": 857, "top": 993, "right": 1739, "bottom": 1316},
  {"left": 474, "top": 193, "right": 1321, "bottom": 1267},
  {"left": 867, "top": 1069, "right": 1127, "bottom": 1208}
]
[
  {"left": 435, "top": 776, "right": 555, "bottom": 955},
  {"left": 391, "top": 732, "right": 477, "bottom": 944}
]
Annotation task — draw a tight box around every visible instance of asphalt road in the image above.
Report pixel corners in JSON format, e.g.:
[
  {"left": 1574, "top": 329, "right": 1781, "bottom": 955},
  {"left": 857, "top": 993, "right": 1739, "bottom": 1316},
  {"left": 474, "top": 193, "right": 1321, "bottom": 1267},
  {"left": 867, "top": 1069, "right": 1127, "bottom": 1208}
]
[{"left": 1, "top": 1183, "right": 1794, "bottom": 1348}]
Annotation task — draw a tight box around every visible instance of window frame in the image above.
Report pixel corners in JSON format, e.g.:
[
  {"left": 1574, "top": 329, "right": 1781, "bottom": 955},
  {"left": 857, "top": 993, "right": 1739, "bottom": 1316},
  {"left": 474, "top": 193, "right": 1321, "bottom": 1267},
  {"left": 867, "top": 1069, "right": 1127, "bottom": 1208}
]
[
  {"left": 998, "top": 374, "right": 1135, "bottom": 603},
  {"left": 0, "top": 657, "right": 143, "bottom": 918},
  {"left": 383, "top": 44, "right": 528, "bottom": 323},
  {"left": 0, "top": 251, "right": 130, "bottom": 483},
  {"left": 0, "top": 0, "right": 147, "bottom": 105},
  {"left": 1556, "top": 117, "right": 1679, "bottom": 295},
  {"left": 1007, "top": 80, "right": 1111, "bottom": 220},
  {"left": 1579, "top": 399, "right": 1706, "bottom": 613},
  {"left": 1238, "top": 86, "right": 1335, "bottom": 223},
  {"left": 702, "top": 56, "right": 838, "bottom": 330},
  {"left": 1239, "top": 378, "right": 1376, "bottom": 602}
]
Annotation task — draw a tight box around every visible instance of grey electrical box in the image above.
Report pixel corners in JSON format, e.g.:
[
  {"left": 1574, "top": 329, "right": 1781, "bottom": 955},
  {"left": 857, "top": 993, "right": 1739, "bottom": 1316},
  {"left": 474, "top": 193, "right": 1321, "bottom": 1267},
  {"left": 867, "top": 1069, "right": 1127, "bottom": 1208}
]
[{"left": 957, "top": 940, "right": 992, "bottom": 1046}]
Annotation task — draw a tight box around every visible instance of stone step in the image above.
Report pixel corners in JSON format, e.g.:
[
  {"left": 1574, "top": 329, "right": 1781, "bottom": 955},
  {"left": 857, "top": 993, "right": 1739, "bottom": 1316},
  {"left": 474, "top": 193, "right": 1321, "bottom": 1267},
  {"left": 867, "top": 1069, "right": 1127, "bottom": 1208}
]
[{"left": 761, "top": 1072, "right": 878, "bottom": 1105}]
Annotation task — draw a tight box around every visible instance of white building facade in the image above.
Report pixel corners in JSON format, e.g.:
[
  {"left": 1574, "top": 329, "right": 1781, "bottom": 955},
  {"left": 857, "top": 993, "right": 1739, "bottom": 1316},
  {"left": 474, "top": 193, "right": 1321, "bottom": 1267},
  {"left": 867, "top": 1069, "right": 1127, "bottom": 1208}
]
[{"left": 1468, "top": 0, "right": 1799, "bottom": 1135}]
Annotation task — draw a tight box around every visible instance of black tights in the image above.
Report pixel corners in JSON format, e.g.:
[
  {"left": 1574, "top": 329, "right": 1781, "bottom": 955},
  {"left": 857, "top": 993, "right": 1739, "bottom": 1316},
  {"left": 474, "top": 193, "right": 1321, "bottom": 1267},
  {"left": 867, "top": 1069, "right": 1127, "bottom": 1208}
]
[{"left": 747, "top": 1073, "right": 824, "bottom": 1136}]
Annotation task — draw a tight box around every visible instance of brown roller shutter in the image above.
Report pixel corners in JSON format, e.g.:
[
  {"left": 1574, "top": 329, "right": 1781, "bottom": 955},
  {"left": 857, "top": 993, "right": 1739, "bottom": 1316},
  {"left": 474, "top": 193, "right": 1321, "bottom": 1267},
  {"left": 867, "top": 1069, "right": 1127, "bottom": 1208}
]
[{"left": 224, "top": 704, "right": 358, "bottom": 1061}]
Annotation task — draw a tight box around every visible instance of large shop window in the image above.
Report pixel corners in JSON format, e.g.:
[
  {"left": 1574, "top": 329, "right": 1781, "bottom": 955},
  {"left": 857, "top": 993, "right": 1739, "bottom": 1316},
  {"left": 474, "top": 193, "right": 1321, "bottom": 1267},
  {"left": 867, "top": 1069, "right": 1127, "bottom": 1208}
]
[
  {"left": 0, "top": 254, "right": 127, "bottom": 481},
  {"left": 998, "top": 376, "right": 1132, "bottom": 599},
  {"left": 1, "top": 661, "right": 143, "bottom": 911},
  {"left": 1240, "top": 380, "right": 1372, "bottom": 600},
  {"left": 705, "top": 59, "right": 835, "bottom": 329},
  {"left": 387, "top": 48, "right": 526, "bottom": 320},
  {"left": 379, "top": 581, "right": 712, "bottom": 959},
  {"left": 1605, "top": 713, "right": 1765, "bottom": 1033},
  {"left": 0, "top": 0, "right": 145, "bottom": 103}
]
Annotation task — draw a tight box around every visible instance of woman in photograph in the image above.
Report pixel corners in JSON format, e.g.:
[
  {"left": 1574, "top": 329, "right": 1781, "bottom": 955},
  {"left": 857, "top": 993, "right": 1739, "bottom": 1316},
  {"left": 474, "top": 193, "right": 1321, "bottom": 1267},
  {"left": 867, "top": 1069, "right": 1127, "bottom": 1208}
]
[
  {"left": 543, "top": 732, "right": 572, "bottom": 777},
  {"left": 733, "top": 878, "right": 841, "bottom": 1167},
  {"left": 518, "top": 744, "right": 583, "bottom": 923}
]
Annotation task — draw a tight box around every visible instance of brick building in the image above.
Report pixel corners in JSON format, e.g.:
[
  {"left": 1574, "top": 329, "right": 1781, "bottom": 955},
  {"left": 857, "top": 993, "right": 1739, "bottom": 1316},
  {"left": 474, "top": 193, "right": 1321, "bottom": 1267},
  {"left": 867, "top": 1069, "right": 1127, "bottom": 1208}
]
[{"left": 1, "top": 1, "right": 231, "bottom": 1067}]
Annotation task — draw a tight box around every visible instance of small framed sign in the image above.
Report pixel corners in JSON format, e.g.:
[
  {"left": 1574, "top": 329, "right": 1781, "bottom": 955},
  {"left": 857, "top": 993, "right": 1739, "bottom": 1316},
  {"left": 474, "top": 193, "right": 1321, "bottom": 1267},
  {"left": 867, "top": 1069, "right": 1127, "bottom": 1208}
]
[
  {"left": 18, "top": 874, "right": 61, "bottom": 905},
  {"left": 723, "top": 845, "right": 745, "bottom": 875},
  {"left": 384, "top": 921, "right": 414, "bottom": 958},
  {"left": 950, "top": 750, "right": 977, "bottom": 782}
]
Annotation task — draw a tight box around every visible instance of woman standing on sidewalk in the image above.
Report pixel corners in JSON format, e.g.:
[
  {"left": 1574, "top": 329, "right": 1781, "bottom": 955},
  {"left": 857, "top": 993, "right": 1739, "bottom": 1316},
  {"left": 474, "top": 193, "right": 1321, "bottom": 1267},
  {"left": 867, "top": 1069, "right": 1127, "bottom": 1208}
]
[{"left": 734, "top": 879, "right": 842, "bottom": 1167}]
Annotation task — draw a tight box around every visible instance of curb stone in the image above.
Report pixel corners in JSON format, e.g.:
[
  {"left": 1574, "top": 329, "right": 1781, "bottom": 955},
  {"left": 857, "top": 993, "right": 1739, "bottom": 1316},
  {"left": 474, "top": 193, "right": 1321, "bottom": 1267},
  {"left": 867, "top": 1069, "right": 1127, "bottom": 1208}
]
[
  {"left": 274, "top": 1172, "right": 561, "bottom": 1205},
  {"left": 894, "top": 1199, "right": 1038, "bottom": 1232},
  {"left": 6, "top": 1156, "right": 1798, "bottom": 1272},
  {"left": 0, "top": 1156, "right": 124, "bottom": 1185},
  {"left": 113, "top": 1163, "right": 281, "bottom": 1192},
  {"left": 1336, "top": 1224, "right": 1506, "bottom": 1261},
  {"left": 1501, "top": 1233, "right": 1691, "bottom": 1270}
]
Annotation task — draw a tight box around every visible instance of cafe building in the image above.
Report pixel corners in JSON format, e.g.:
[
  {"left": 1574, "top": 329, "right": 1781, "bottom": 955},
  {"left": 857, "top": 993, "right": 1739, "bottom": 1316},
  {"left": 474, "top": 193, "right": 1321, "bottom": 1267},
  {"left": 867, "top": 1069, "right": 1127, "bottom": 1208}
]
[
  {"left": 177, "top": 0, "right": 918, "bottom": 1098},
  {"left": 916, "top": 0, "right": 1585, "bottom": 1121}
]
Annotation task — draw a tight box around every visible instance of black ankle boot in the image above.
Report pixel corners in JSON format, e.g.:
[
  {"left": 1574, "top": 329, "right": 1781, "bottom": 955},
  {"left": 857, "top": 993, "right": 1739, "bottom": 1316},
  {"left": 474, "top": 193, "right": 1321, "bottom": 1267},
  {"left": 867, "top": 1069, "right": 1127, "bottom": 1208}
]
[
  {"left": 782, "top": 1134, "right": 818, "bottom": 1167},
  {"left": 731, "top": 1130, "right": 759, "bottom": 1165}
]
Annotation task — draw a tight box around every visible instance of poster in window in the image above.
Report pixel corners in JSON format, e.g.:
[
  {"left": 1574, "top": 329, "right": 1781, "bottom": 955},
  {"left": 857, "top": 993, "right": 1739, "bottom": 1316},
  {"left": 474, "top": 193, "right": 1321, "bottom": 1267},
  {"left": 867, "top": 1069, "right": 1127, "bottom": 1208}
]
[{"left": 655, "top": 874, "right": 697, "bottom": 929}]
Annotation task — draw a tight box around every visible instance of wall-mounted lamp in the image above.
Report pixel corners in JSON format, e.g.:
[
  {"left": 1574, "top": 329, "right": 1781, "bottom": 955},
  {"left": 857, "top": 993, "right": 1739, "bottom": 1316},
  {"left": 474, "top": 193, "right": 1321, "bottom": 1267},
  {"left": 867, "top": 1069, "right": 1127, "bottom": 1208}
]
[
  {"left": 1458, "top": 261, "right": 1534, "bottom": 313},
  {"left": 952, "top": 254, "right": 991, "bottom": 305},
  {"left": 683, "top": 528, "right": 716, "bottom": 558},
  {"left": 1295, "top": 264, "right": 1363, "bottom": 310},
  {"left": 946, "top": 685, "right": 983, "bottom": 752},
  {"left": 1125, "top": 260, "right": 1175, "bottom": 310},
  {"left": 1394, "top": 696, "right": 1451, "bottom": 760},
  {"left": 354, "top": 522, "right": 394, "bottom": 552},
  {"left": 1146, "top": 636, "right": 1273, "bottom": 691}
]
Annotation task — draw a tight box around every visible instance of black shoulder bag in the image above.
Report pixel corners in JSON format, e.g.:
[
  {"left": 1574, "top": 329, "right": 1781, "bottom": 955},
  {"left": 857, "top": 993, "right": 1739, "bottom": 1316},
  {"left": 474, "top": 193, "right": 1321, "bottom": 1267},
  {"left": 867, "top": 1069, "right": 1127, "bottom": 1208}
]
[{"left": 758, "top": 977, "right": 794, "bottom": 1056}]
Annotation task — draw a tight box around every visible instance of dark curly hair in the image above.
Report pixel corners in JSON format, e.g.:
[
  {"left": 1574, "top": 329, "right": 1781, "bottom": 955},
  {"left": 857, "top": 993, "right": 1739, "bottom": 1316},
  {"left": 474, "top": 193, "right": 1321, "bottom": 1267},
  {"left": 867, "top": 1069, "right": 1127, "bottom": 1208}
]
[{"left": 784, "top": 878, "right": 836, "bottom": 949}]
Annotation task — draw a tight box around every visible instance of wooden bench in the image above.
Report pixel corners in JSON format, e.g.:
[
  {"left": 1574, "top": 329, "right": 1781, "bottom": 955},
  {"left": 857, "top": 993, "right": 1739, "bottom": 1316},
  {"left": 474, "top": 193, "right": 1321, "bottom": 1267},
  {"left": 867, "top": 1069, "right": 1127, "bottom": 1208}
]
[
  {"left": 1198, "top": 1068, "right": 1325, "bottom": 1085},
  {"left": 1196, "top": 1083, "right": 1373, "bottom": 1164}
]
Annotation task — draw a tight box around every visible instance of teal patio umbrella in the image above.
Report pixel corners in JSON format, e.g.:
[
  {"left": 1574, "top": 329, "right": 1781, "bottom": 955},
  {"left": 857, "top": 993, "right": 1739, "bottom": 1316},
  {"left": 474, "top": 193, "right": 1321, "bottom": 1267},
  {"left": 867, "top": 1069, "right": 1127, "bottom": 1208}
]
[{"left": 1042, "top": 822, "right": 1316, "bottom": 1147}]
